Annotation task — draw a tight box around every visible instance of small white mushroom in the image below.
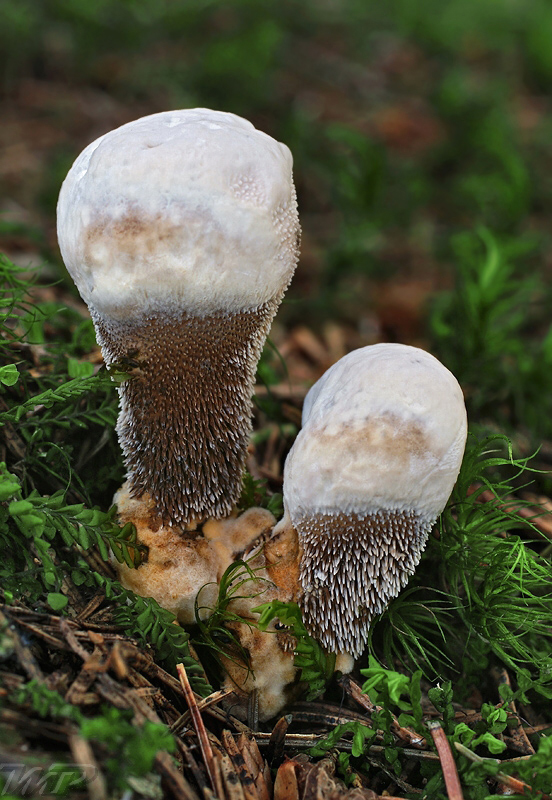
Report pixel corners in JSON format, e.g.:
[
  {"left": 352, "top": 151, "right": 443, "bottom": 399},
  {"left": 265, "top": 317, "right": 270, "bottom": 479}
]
[
  {"left": 276, "top": 343, "right": 468, "bottom": 657},
  {"left": 57, "top": 109, "right": 299, "bottom": 524}
]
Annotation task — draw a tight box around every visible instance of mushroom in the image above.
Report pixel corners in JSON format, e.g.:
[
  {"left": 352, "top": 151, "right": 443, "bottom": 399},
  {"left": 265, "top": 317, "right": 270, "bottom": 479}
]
[
  {"left": 266, "top": 343, "right": 467, "bottom": 657},
  {"left": 57, "top": 109, "right": 300, "bottom": 525}
]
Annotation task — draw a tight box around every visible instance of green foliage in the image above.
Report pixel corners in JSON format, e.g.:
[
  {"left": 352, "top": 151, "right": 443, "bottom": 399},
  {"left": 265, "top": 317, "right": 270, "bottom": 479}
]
[
  {"left": 362, "top": 658, "right": 423, "bottom": 724},
  {"left": 492, "top": 733, "right": 552, "bottom": 796},
  {"left": 97, "top": 575, "right": 211, "bottom": 697},
  {"left": 194, "top": 559, "right": 273, "bottom": 679},
  {"left": 455, "top": 703, "right": 508, "bottom": 755},
  {"left": 309, "top": 718, "right": 377, "bottom": 761},
  {"left": 310, "top": 665, "right": 517, "bottom": 797},
  {"left": 367, "top": 584, "right": 461, "bottom": 679},
  {"left": 309, "top": 665, "right": 422, "bottom": 780},
  {"left": 0, "top": 374, "right": 114, "bottom": 427},
  {"left": 254, "top": 599, "right": 336, "bottom": 700},
  {"left": 0, "top": 364, "right": 19, "bottom": 386},
  {"left": 437, "top": 435, "right": 552, "bottom": 691},
  {"left": 0, "top": 254, "right": 43, "bottom": 343},
  {"left": 0, "top": 462, "right": 142, "bottom": 601},
  {"left": 430, "top": 229, "right": 552, "bottom": 439},
  {"left": 6, "top": 682, "right": 175, "bottom": 796},
  {"left": 0, "top": 475, "right": 209, "bottom": 694},
  {"left": 367, "top": 433, "right": 552, "bottom": 695},
  {"left": 256, "top": 337, "right": 290, "bottom": 388},
  {"left": 80, "top": 707, "right": 175, "bottom": 793},
  {"left": 0, "top": 255, "right": 120, "bottom": 502},
  {"left": 0, "top": 468, "right": 211, "bottom": 696},
  {"left": 0, "top": 410, "right": 208, "bottom": 698},
  {"left": 46, "top": 591, "right": 68, "bottom": 610},
  {"left": 28, "top": 369, "right": 113, "bottom": 418},
  {"left": 426, "top": 679, "right": 551, "bottom": 797},
  {"left": 322, "top": 124, "right": 387, "bottom": 290}
]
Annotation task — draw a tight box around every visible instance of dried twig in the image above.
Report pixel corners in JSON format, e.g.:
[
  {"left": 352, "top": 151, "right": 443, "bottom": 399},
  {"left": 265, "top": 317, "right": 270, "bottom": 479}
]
[
  {"left": 177, "top": 662, "right": 221, "bottom": 797},
  {"left": 427, "top": 721, "right": 464, "bottom": 800},
  {"left": 0, "top": 608, "right": 44, "bottom": 682},
  {"left": 65, "top": 644, "right": 104, "bottom": 706},
  {"left": 454, "top": 741, "right": 550, "bottom": 799},
  {"left": 68, "top": 732, "right": 108, "bottom": 800},
  {"left": 171, "top": 689, "right": 235, "bottom": 734},
  {"left": 338, "top": 674, "right": 426, "bottom": 748},
  {"left": 0, "top": 707, "right": 74, "bottom": 743},
  {"left": 155, "top": 749, "right": 201, "bottom": 800}
]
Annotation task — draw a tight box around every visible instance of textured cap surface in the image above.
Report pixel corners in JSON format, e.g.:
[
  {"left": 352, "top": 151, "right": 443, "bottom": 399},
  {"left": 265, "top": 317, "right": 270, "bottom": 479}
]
[
  {"left": 285, "top": 343, "right": 467, "bottom": 524},
  {"left": 57, "top": 109, "right": 299, "bottom": 319}
]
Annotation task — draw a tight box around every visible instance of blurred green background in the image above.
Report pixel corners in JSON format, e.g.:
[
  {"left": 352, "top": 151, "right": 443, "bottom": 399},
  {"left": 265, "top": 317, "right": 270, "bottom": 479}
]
[{"left": 2, "top": 0, "right": 552, "bottom": 441}]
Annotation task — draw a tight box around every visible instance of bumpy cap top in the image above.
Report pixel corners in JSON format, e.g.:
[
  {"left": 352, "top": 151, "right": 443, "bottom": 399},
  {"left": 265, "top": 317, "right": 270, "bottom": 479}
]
[
  {"left": 57, "top": 109, "right": 299, "bottom": 319},
  {"left": 284, "top": 343, "right": 467, "bottom": 524}
]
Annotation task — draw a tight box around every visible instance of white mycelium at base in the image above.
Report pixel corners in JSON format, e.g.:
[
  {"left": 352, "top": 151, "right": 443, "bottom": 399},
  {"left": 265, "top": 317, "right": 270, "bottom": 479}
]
[{"left": 282, "top": 343, "right": 468, "bottom": 657}]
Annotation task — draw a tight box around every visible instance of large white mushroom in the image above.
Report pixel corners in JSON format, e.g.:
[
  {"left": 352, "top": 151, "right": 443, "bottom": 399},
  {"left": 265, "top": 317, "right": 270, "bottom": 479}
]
[
  {"left": 266, "top": 343, "right": 468, "bottom": 657},
  {"left": 57, "top": 109, "right": 299, "bottom": 525}
]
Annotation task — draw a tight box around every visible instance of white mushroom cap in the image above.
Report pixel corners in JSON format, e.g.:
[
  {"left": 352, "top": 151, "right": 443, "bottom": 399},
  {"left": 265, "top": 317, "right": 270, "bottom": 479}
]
[
  {"left": 282, "top": 343, "right": 467, "bottom": 656},
  {"left": 57, "top": 108, "right": 298, "bottom": 320},
  {"left": 286, "top": 343, "right": 467, "bottom": 523}
]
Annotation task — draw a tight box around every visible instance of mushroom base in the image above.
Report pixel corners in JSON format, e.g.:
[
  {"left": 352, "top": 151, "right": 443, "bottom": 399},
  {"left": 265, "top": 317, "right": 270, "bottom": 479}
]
[
  {"left": 220, "top": 619, "right": 300, "bottom": 722},
  {"left": 92, "top": 301, "right": 277, "bottom": 525},
  {"left": 113, "top": 483, "right": 276, "bottom": 624},
  {"left": 112, "top": 489, "right": 305, "bottom": 720},
  {"left": 295, "top": 509, "right": 433, "bottom": 657}
]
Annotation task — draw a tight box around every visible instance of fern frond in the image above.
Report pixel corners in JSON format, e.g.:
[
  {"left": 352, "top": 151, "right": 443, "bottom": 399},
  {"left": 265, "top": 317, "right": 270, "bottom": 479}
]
[
  {"left": 0, "top": 373, "right": 114, "bottom": 426},
  {"left": 0, "top": 463, "right": 143, "bottom": 584},
  {"left": 97, "top": 575, "right": 212, "bottom": 697}
]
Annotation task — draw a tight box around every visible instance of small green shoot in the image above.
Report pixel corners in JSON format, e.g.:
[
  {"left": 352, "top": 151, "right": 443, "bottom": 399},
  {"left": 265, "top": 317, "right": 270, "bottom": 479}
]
[
  {"left": 254, "top": 599, "right": 336, "bottom": 700},
  {"left": 193, "top": 559, "right": 273, "bottom": 678}
]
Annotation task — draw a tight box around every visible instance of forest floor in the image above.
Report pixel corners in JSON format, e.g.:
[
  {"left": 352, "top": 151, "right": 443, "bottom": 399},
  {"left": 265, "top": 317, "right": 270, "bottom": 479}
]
[{"left": 2, "top": 2, "right": 552, "bottom": 798}]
